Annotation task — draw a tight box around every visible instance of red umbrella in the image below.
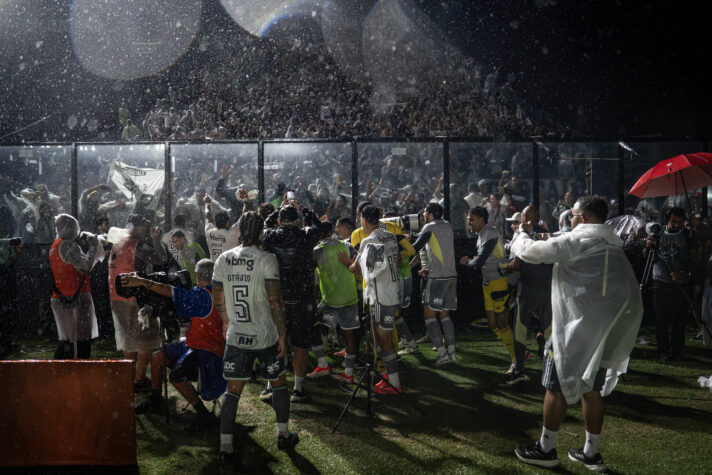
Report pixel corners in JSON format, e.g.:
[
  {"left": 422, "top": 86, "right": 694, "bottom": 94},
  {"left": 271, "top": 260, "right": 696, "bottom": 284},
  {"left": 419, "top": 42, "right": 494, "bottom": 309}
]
[{"left": 629, "top": 152, "right": 712, "bottom": 202}]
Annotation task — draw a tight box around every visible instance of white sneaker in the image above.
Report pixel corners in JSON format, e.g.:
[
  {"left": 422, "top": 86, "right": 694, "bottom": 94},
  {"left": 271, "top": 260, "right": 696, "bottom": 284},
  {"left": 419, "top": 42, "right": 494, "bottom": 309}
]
[
  {"left": 434, "top": 354, "right": 451, "bottom": 367},
  {"left": 398, "top": 343, "right": 419, "bottom": 356}
]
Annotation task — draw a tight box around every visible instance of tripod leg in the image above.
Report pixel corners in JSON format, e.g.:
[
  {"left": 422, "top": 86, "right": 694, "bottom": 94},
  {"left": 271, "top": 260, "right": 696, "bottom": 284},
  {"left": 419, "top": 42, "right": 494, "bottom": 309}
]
[{"left": 332, "top": 363, "right": 372, "bottom": 433}]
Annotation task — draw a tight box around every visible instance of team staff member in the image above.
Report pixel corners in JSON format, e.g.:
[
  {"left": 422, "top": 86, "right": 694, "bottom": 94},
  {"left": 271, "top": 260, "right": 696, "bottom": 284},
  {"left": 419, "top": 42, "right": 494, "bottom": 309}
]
[
  {"left": 507, "top": 205, "right": 553, "bottom": 385},
  {"left": 461, "top": 206, "right": 515, "bottom": 374},
  {"left": 411, "top": 202, "right": 457, "bottom": 366},
  {"left": 49, "top": 214, "right": 103, "bottom": 359},
  {"left": 212, "top": 212, "right": 299, "bottom": 464},
  {"left": 262, "top": 203, "right": 321, "bottom": 402},
  {"left": 120, "top": 259, "right": 226, "bottom": 432},
  {"left": 513, "top": 197, "right": 643, "bottom": 471}
]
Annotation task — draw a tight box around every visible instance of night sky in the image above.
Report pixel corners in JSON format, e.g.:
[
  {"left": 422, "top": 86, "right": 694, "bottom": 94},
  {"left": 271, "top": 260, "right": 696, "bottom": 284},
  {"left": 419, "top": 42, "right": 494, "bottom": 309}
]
[{"left": 0, "top": 0, "right": 709, "bottom": 142}]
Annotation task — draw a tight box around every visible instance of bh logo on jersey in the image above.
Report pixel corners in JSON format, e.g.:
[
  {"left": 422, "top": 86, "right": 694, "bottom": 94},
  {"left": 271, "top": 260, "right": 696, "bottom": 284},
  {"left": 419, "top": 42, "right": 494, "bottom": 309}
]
[{"left": 234, "top": 333, "right": 258, "bottom": 348}]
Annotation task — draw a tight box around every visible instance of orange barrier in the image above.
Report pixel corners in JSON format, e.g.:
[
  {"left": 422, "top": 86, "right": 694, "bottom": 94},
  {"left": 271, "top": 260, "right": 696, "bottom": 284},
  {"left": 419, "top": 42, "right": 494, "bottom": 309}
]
[{"left": 0, "top": 359, "right": 136, "bottom": 467}]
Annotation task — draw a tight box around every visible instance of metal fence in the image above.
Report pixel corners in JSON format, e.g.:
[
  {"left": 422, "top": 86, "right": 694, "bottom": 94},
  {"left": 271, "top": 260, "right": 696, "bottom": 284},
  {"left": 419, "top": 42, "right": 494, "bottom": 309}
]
[{"left": 2, "top": 138, "right": 709, "bottom": 235}]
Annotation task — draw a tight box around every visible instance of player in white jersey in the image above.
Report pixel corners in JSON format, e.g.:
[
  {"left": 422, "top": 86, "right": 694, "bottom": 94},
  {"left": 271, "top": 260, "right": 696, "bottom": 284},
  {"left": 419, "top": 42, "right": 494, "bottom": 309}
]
[
  {"left": 343, "top": 205, "right": 402, "bottom": 395},
  {"left": 204, "top": 205, "right": 240, "bottom": 261},
  {"left": 211, "top": 211, "right": 298, "bottom": 465}
]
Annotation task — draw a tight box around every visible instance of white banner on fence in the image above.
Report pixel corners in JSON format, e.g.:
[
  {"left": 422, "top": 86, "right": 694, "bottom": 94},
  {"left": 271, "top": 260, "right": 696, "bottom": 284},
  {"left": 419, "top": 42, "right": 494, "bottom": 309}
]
[{"left": 108, "top": 161, "right": 164, "bottom": 210}]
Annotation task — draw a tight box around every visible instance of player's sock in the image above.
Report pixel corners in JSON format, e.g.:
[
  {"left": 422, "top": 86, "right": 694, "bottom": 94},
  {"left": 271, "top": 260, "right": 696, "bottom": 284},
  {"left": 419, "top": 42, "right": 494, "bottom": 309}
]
[
  {"left": 344, "top": 353, "right": 356, "bottom": 377},
  {"left": 395, "top": 317, "right": 414, "bottom": 344},
  {"left": 294, "top": 376, "right": 305, "bottom": 392},
  {"left": 381, "top": 350, "right": 400, "bottom": 388},
  {"left": 271, "top": 386, "right": 290, "bottom": 437},
  {"left": 440, "top": 317, "right": 456, "bottom": 347},
  {"left": 583, "top": 431, "right": 600, "bottom": 457},
  {"left": 220, "top": 392, "right": 240, "bottom": 454},
  {"left": 266, "top": 380, "right": 272, "bottom": 390},
  {"left": 426, "top": 318, "right": 444, "bottom": 350},
  {"left": 539, "top": 426, "right": 558, "bottom": 453},
  {"left": 311, "top": 345, "right": 328, "bottom": 368},
  {"left": 495, "top": 326, "right": 515, "bottom": 362}
]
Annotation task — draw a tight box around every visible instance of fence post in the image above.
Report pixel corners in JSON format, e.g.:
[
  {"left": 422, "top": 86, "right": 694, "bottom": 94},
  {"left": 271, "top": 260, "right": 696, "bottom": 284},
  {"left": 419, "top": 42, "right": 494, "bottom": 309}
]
[
  {"left": 164, "top": 141, "right": 172, "bottom": 228},
  {"left": 258, "top": 140, "right": 265, "bottom": 203},
  {"left": 71, "top": 143, "right": 78, "bottom": 219},
  {"left": 532, "top": 141, "right": 540, "bottom": 209},
  {"left": 618, "top": 143, "right": 625, "bottom": 216},
  {"left": 443, "top": 138, "right": 450, "bottom": 221},
  {"left": 351, "top": 140, "right": 358, "bottom": 219}
]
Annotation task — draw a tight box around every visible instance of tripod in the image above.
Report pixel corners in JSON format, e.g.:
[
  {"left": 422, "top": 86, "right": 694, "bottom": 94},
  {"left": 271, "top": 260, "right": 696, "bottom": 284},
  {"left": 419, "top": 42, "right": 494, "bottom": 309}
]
[{"left": 332, "top": 310, "right": 426, "bottom": 433}]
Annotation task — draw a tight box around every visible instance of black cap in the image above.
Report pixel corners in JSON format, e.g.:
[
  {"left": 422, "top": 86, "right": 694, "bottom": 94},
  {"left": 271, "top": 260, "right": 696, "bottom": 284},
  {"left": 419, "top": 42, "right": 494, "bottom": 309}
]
[{"left": 279, "top": 205, "right": 299, "bottom": 223}]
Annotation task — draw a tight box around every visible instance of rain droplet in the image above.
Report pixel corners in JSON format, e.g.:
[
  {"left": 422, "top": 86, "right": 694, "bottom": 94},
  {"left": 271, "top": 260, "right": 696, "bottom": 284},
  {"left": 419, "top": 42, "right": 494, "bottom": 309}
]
[
  {"left": 19, "top": 62, "right": 26, "bottom": 71},
  {"left": 311, "top": 10, "right": 316, "bottom": 17},
  {"left": 176, "top": 21, "right": 181, "bottom": 28},
  {"left": 67, "top": 115, "right": 79, "bottom": 129},
  {"left": 35, "top": 41, "right": 44, "bottom": 49}
]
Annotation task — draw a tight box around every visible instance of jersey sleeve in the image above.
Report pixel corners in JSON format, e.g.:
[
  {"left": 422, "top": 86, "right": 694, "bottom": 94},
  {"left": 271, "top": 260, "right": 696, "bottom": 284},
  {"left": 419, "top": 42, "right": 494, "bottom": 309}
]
[
  {"left": 172, "top": 286, "right": 213, "bottom": 318},
  {"left": 264, "top": 253, "right": 280, "bottom": 281},
  {"left": 212, "top": 255, "right": 225, "bottom": 289}
]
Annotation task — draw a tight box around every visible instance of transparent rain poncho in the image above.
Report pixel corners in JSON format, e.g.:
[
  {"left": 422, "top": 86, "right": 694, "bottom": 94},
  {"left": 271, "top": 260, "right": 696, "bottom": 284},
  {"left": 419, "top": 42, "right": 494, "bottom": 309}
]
[{"left": 511, "top": 223, "right": 643, "bottom": 404}]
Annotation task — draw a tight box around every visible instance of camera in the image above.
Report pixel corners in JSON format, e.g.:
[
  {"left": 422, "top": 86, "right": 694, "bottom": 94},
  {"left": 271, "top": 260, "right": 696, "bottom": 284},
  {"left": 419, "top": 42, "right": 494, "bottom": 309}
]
[
  {"left": 380, "top": 214, "right": 421, "bottom": 233},
  {"left": 115, "top": 270, "right": 192, "bottom": 341},
  {"left": 645, "top": 222, "right": 662, "bottom": 238}
]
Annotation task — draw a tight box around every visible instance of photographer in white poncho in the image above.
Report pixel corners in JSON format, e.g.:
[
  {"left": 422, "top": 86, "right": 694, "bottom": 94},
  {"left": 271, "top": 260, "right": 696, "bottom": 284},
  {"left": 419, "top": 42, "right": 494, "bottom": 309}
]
[{"left": 512, "top": 196, "right": 643, "bottom": 472}]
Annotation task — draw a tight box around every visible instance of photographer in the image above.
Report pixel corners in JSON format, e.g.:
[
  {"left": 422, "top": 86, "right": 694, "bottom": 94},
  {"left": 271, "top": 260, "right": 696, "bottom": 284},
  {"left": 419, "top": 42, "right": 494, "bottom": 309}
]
[
  {"left": 109, "top": 214, "right": 167, "bottom": 391},
  {"left": 120, "top": 259, "right": 226, "bottom": 431},
  {"left": 49, "top": 214, "right": 104, "bottom": 359},
  {"left": 644, "top": 207, "right": 697, "bottom": 361}
]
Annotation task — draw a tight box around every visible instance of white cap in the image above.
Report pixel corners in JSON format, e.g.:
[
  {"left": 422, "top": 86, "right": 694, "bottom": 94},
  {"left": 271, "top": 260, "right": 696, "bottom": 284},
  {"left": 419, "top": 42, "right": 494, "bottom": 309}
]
[{"left": 506, "top": 212, "right": 523, "bottom": 222}]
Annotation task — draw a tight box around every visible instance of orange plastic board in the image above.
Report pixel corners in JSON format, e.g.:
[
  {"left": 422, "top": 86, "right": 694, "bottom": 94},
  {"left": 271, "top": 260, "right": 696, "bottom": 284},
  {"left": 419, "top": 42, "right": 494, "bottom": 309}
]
[{"left": 0, "top": 359, "right": 136, "bottom": 466}]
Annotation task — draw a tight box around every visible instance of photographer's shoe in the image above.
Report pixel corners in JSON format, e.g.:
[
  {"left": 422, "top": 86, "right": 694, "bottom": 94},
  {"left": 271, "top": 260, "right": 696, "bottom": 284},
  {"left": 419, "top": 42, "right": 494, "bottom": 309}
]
[
  {"left": 568, "top": 448, "right": 607, "bottom": 472},
  {"left": 134, "top": 395, "right": 164, "bottom": 415},
  {"left": 277, "top": 431, "right": 299, "bottom": 450},
  {"left": 515, "top": 441, "right": 560, "bottom": 468},
  {"left": 133, "top": 378, "right": 152, "bottom": 392}
]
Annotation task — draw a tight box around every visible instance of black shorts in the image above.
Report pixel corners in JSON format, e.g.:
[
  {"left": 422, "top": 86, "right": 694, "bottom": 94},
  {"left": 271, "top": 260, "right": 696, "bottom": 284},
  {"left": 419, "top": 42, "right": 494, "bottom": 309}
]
[
  {"left": 541, "top": 339, "right": 606, "bottom": 393},
  {"left": 368, "top": 303, "right": 397, "bottom": 331},
  {"left": 222, "top": 343, "right": 287, "bottom": 381},
  {"left": 285, "top": 299, "right": 321, "bottom": 349}
]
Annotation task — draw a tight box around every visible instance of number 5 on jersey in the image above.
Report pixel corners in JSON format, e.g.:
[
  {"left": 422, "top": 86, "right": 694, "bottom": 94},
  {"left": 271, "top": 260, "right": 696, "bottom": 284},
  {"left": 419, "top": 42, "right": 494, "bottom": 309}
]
[{"left": 232, "top": 285, "right": 251, "bottom": 322}]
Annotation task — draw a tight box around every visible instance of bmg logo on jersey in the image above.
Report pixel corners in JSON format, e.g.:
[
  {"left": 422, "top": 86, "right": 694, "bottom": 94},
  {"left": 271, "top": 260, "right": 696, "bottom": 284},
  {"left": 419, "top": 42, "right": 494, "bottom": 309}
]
[
  {"left": 234, "top": 333, "right": 258, "bottom": 348},
  {"left": 226, "top": 256, "right": 254, "bottom": 271}
]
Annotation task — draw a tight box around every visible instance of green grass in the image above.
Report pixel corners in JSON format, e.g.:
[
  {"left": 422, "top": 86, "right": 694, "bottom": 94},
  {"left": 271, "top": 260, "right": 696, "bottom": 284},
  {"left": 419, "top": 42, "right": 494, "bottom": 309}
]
[{"left": 5, "top": 325, "right": 712, "bottom": 474}]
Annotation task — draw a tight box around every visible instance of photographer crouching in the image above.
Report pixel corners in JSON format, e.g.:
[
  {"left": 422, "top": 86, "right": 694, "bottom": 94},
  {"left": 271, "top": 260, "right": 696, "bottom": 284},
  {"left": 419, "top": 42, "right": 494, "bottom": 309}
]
[
  {"left": 119, "top": 258, "right": 226, "bottom": 431},
  {"left": 643, "top": 207, "right": 697, "bottom": 361}
]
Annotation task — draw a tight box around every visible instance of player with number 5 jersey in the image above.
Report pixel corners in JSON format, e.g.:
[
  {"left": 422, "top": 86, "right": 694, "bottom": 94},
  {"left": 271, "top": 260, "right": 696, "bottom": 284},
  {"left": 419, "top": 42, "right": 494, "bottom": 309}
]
[{"left": 211, "top": 211, "right": 298, "bottom": 465}]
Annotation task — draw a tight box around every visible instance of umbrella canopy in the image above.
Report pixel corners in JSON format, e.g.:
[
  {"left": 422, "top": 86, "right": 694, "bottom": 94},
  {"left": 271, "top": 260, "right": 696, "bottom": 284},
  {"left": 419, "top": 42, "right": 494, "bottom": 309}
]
[{"left": 629, "top": 152, "right": 712, "bottom": 198}]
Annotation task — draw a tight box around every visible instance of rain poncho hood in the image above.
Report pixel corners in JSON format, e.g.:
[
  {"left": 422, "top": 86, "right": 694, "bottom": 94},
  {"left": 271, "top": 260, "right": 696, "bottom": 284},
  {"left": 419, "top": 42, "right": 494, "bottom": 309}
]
[
  {"left": 511, "top": 223, "right": 643, "bottom": 404},
  {"left": 55, "top": 214, "right": 80, "bottom": 241}
]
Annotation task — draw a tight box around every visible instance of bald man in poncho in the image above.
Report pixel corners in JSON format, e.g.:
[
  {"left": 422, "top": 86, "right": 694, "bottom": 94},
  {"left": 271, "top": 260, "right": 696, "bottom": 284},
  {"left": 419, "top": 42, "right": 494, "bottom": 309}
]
[{"left": 512, "top": 196, "right": 643, "bottom": 473}]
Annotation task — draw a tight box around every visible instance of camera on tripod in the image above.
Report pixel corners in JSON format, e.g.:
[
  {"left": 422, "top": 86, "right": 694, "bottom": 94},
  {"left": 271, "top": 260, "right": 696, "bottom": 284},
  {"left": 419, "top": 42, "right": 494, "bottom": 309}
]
[{"left": 645, "top": 222, "right": 662, "bottom": 239}]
